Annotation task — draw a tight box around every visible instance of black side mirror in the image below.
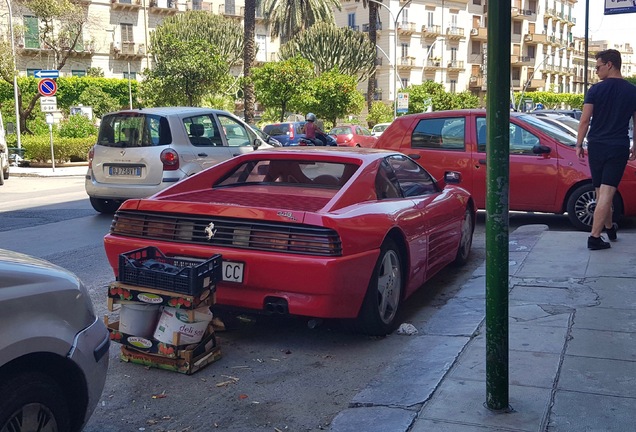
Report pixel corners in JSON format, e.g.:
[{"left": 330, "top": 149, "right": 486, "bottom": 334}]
[
  {"left": 253, "top": 138, "right": 260, "bottom": 150},
  {"left": 532, "top": 145, "right": 551, "bottom": 155}
]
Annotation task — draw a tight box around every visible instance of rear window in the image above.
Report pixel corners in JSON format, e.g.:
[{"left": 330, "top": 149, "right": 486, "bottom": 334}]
[
  {"left": 216, "top": 159, "right": 359, "bottom": 188},
  {"left": 263, "top": 124, "right": 290, "bottom": 136},
  {"left": 411, "top": 117, "right": 465, "bottom": 149},
  {"left": 330, "top": 127, "right": 352, "bottom": 135},
  {"left": 97, "top": 113, "right": 172, "bottom": 147}
]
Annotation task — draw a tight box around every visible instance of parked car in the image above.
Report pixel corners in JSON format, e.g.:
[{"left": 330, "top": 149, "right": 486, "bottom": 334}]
[
  {"left": 0, "top": 249, "right": 109, "bottom": 431},
  {"left": 371, "top": 122, "right": 392, "bottom": 137},
  {"left": 103, "top": 147, "right": 475, "bottom": 336},
  {"left": 249, "top": 124, "right": 282, "bottom": 147},
  {"left": 262, "top": 122, "right": 307, "bottom": 146},
  {"left": 373, "top": 109, "right": 636, "bottom": 231},
  {"left": 533, "top": 109, "right": 582, "bottom": 120},
  {"left": 527, "top": 113, "right": 582, "bottom": 137},
  {"left": 85, "top": 107, "right": 272, "bottom": 214},
  {"left": 329, "top": 124, "right": 378, "bottom": 147}
]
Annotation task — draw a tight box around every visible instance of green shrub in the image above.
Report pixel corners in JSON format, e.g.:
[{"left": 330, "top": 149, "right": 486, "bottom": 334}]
[
  {"left": 7, "top": 134, "right": 94, "bottom": 163},
  {"left": 58, "top": 114, "right": 98, "bottom": 138}
]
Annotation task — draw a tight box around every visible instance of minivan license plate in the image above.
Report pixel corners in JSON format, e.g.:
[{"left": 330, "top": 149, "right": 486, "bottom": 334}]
[{"left": 109, "top": 166, "right": 141, "bottom": 176}]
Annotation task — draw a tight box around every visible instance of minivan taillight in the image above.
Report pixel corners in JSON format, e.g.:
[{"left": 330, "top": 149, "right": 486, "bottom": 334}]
[
  {"left": 87, "top": 146, "right": 94, "bottom": 169},
  {"left": 289, "top": 124, "right": 295, "bottom": 140},
  {"left": 160, "top": 148, "right": 179, "bottom": 171}
]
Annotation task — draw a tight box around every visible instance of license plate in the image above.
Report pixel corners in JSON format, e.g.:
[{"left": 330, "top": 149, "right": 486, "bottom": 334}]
[
  {"left": 222, "top": 261, "right": 244, "bottom": 283},
  {"left": 109, "top": 166, "right": 141, "bottom": 176}
]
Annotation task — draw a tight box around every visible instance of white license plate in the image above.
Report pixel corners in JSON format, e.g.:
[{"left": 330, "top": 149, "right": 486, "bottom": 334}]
[
  {"left": 222, "top": 261, "right": 244, "bottom": 283},
  {"left": 109, "top": 166, "right": 141, "bottom": 176}
]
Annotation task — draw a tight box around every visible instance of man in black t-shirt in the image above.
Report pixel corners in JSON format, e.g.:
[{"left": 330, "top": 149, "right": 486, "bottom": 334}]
[{"left": 576, "top": 49, "right": 636, "bottom": 250}]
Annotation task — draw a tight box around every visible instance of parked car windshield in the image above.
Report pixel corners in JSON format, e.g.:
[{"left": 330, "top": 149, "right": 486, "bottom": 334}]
[
  {"left": 98, "top": 113, "right": 172, "bottom": 148},
  {"left": 517, "top": 114, "right": 577, "bottom": 146},
  {"left": 216, "top": 159, "right": 359, "bottom": 188},
  {"left": 330, "top": 127, "right": 353, "bottom": 135}
]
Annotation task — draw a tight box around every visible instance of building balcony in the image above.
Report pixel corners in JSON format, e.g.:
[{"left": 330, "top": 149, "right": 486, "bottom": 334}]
[
  {"left": 447, "top": 60, "right": 464, "bottom": 71},
  {"left": 61, "top": 40, "right": 95, "bottom": 57},
  {"left": 254, "top": 52, "right": 278, "bottom": 65},
  {"left": 470, "top": 27, "right": 487, "bottom": 41},
  {"left": 219, "top": 4, "right": 244, "bottom": 17},
  {"left": 423, "top": 58, "right": 442, "bottom": 70},
  {"left": 112, "top": 41, "right": 146, "bottom": 59},
  {"left": 573, "top": 74, "right": 584, "bottom": 83},
  {"left": 149, "top": 0, "right": 179, "bottom": 14},
  {"left": 548, "top": 35, "right": 560, "bottom": 46},
  {"left": 540, "top": 64, "right": 556, "bottom": 73},
  {"left": 364, "top": 90, "right": 383, "bottom": 101},
  {"left": 421, "top": 25, "right": 442, "bottom": 38},
  {"left": 511, "top": 55, "right": 534, "bottom": 66},
  {"left": 111, "top": 0, "right": 141, "bottom": 11},
  {"left": 185, "top": 0, "right": 203, "bottom": 10},
  {"left": 544, "top": 7, "right": 557, "bottom": 19},
  {"left": 469, "top": 75, "right": 485, "bottom": 89},
  {"left": 398, "top": 56, "right": 416, "bottom": 69},
  {"left": 397, "top": 22, "right": 417, "bottom": 35},
  {"left": 362, "top": 22, "right": 383, "bottom": 33},
  {"left": 525, "top": 78, "right": 545, "bottom": 89},
  {"left": 446, "top": 27, "right": 465, "bottom": 40},
  {"left": 511, "top": 7, "right": 536, "bottom": 19},
  {"left": 525, "top": 33, "right": 548, "bottom": 44}
]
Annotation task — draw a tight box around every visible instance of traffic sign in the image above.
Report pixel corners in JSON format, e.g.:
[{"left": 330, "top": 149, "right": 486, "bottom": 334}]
[
  {"left": 40, "top": 96, "right": 58, "bottom": 112},
  {"left": 397, "top": 92, "right": 409, "bottom": 113},
  {"left": 34, "top": 70, "right": 60, "bottom": 79},
  {"left": 38, "top": 78, "right": 58, "bottom": 97}
]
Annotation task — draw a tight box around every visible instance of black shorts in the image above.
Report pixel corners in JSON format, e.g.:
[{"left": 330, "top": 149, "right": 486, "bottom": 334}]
[{"left": 587, "top": 144, "right": 630, "bottom": 188}]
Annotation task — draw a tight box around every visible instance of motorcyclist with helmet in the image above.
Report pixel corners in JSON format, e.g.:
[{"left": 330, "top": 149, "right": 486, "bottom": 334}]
[{"left": 302, "top": 113, "right": 324, "bottom": 146}]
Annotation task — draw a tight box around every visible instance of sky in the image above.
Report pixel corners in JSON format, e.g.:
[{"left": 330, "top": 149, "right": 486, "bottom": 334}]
[{"left": 572, "top": 0, "right": 636, "bottom": 42}]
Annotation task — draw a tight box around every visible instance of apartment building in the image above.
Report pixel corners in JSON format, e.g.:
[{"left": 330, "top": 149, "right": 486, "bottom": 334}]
[
  {"left": 333, "top": 0, "right": 613, "bottom": 104},
  {"left": 0, "top": 0, "right": 278, "bottom": 80}
]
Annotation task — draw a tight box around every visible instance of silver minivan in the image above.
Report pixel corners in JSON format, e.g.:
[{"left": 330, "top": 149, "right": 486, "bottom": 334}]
[{"left": 85, "top": 107, "right": 274, "bottom": 213}]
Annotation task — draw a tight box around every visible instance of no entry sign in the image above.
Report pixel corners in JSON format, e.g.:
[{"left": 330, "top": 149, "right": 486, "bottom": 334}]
[{"left": 38, "top": 78, "right": 58, "bottom": 97}]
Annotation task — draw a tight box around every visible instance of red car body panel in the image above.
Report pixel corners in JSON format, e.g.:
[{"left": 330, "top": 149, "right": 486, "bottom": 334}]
[
  {"left": 374, "top": 109, "right": 636, "bottom": 218},
  {"left": 329, "top": 124, "right": 379, "bottom": 148},
  {"left": 103, "top": 148, "right": 474, "bottom": 320}
]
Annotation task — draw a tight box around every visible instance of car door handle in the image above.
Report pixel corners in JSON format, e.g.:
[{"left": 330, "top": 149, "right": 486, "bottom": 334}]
[
  {"left": 478, "top": 159, "right": 486, "bottom": 165},
  {"left": 232, "top": 153, "right": 240, "bottom": 157},
  {"left": 408, "top": 154, "right": 421, "bottom": 160},
  {"left": 197, "top": 153, "right": 208, "bottom": 157}
]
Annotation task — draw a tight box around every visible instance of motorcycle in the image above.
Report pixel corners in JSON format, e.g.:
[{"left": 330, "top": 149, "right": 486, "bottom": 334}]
[{"left": 298, "top": 131, "right": 337, "bottom": 147}]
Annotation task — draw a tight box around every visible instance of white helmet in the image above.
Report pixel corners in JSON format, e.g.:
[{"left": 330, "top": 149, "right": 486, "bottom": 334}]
[{"left": 306, "top": 113, "right": 316, "bottom": 122}]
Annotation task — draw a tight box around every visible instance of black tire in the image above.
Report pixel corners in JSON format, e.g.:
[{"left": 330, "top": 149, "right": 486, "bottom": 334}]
[
  {"left": 356, "top": 239, "right": 403, "bottom": 336},
  {"left": 566, "top": 184, "right": 624, "bottom": 231},
  {"left": 90, "top": 197, "right": 121, "bottom": 214},
  {"left": 0, "top": 171, "right": 3, "bottom": 186},
  {"left": 454, "top": 207, "right": 474, "bottom": 266},
  {"left": 0, "top": 371, "right": 71, "bottom": 432}
]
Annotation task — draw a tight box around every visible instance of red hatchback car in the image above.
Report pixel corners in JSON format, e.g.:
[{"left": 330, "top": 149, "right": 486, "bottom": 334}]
[
  {"left": 374, "top": 109, "right": 636, "bottom": 230},
  {"left": 329, "top": 124, "right": 378, "bottom": 148},
  {"left": 103, "top": 148, "right": 475, "bottom": 335}
]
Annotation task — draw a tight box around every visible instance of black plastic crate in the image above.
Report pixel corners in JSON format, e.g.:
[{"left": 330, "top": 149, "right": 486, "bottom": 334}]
[{"left": 118, "top": 247, "right": 222, "bottom": 295}]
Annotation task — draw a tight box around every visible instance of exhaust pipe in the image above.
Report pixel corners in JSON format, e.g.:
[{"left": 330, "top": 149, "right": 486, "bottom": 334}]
[{"left": 264, "top": 297, "right": 289, "bottom": 315}]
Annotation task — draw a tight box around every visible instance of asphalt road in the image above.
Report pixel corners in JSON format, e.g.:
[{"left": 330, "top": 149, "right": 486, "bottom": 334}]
[{"left": 1, "top": 176, "right": 633, "bottom": 432}]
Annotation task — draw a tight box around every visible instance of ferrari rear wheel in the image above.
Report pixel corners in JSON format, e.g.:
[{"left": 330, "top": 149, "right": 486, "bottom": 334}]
[
  {"left": 356, "top": 239, "right": 403, "bottom": 336},
  {"left": 454, "top": 207, "right": 474, "bottom": 266}
]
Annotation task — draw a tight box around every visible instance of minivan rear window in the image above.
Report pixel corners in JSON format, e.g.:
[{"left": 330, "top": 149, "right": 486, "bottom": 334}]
[{"left": 97, "top": 114, "right": 172, "bottom": 147}]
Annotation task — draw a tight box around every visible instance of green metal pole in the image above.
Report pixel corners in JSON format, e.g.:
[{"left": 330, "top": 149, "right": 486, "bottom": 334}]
[{"left": 485, "top": 0, "right": 511, "bottom": 412}]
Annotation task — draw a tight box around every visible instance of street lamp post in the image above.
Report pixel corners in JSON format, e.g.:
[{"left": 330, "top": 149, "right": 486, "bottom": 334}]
[
  {"left": 6, "top": 0, "right": 21, "bottom": 149},
  {"left": 516, "top": 46, "right": 567, "bottom": 112},
  {"left": 368, "top": 0, "right": 412, "bottom": 119}
]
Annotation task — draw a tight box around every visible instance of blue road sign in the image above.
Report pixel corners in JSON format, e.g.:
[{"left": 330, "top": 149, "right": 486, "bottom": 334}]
[{"left": 34, "top": 70, "right": 60, "bottom": 79}]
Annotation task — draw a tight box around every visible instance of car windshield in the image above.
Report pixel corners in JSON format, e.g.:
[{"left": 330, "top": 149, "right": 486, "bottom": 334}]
[
  {"left": 263, "top": 124, "right": 290, "bottom": 136},
  {"left": 517, "top": 115, "right": 577, "bottom": 146},
  {"left": 373, "top": 124, "right": 389, "bottom": 132},
  {"left": 97, "top": 113, "right": 172, "bottom": 148},
  {"left": 330, "top": 127, "right": 352, "bottom": 135},
  {"left": 216, "top": 159, "right": 359, "bottom": 189}
]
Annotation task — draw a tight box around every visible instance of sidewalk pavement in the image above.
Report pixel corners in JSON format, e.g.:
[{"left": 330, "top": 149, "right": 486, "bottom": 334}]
[
  {"left": 9, "top": 164, "right": 88, "bottom": 177},
  {"left": 331, "top": 224, "right": 636, "bottom": 432}
]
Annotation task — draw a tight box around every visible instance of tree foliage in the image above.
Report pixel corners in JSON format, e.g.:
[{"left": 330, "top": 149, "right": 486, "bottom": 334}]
[
  {"left": 279, "top": 23, "right": 376, "bottom": 82},
  {"left": 77, "top": 86, "right": 120, "bottom": 118},
  {"left": 252, "top": 57, "right": 314, "bottom": 121},
  {"left": 513, "top": 91, "right": 584, "bottom": 110},
  {"left": 263, "top": 0, "right": 340, "bottom": 42},
  {"left": 367, "top": 101, "right": 393, "bottom": 127},
  {"left": 402, "top": 81, "right": 479, "bottom": 114},
  {"left": 1, "top": 0, "right": 89, "bottom": 133},
  {"left": 140, "top": 12, "right": 243, "bottom": 107},
  {"left": 298, "top": 68, "right": 365, "bottom": 127}
]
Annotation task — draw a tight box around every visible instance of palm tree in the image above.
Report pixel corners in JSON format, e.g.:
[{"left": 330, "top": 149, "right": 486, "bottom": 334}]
[
  {"left": 357, "top": 0, "right": 380, "bottom": 114},
  {"left": 243, "top": 0, "right": 256, "bottom": 123},
  {"left": 263, "top": 0, "right": 341, "bottom": 43}
]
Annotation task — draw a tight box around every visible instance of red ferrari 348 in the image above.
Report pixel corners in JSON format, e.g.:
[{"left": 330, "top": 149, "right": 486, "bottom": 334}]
[{"left": 104, "top": 148, "right": 475, "bottom": 335}]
